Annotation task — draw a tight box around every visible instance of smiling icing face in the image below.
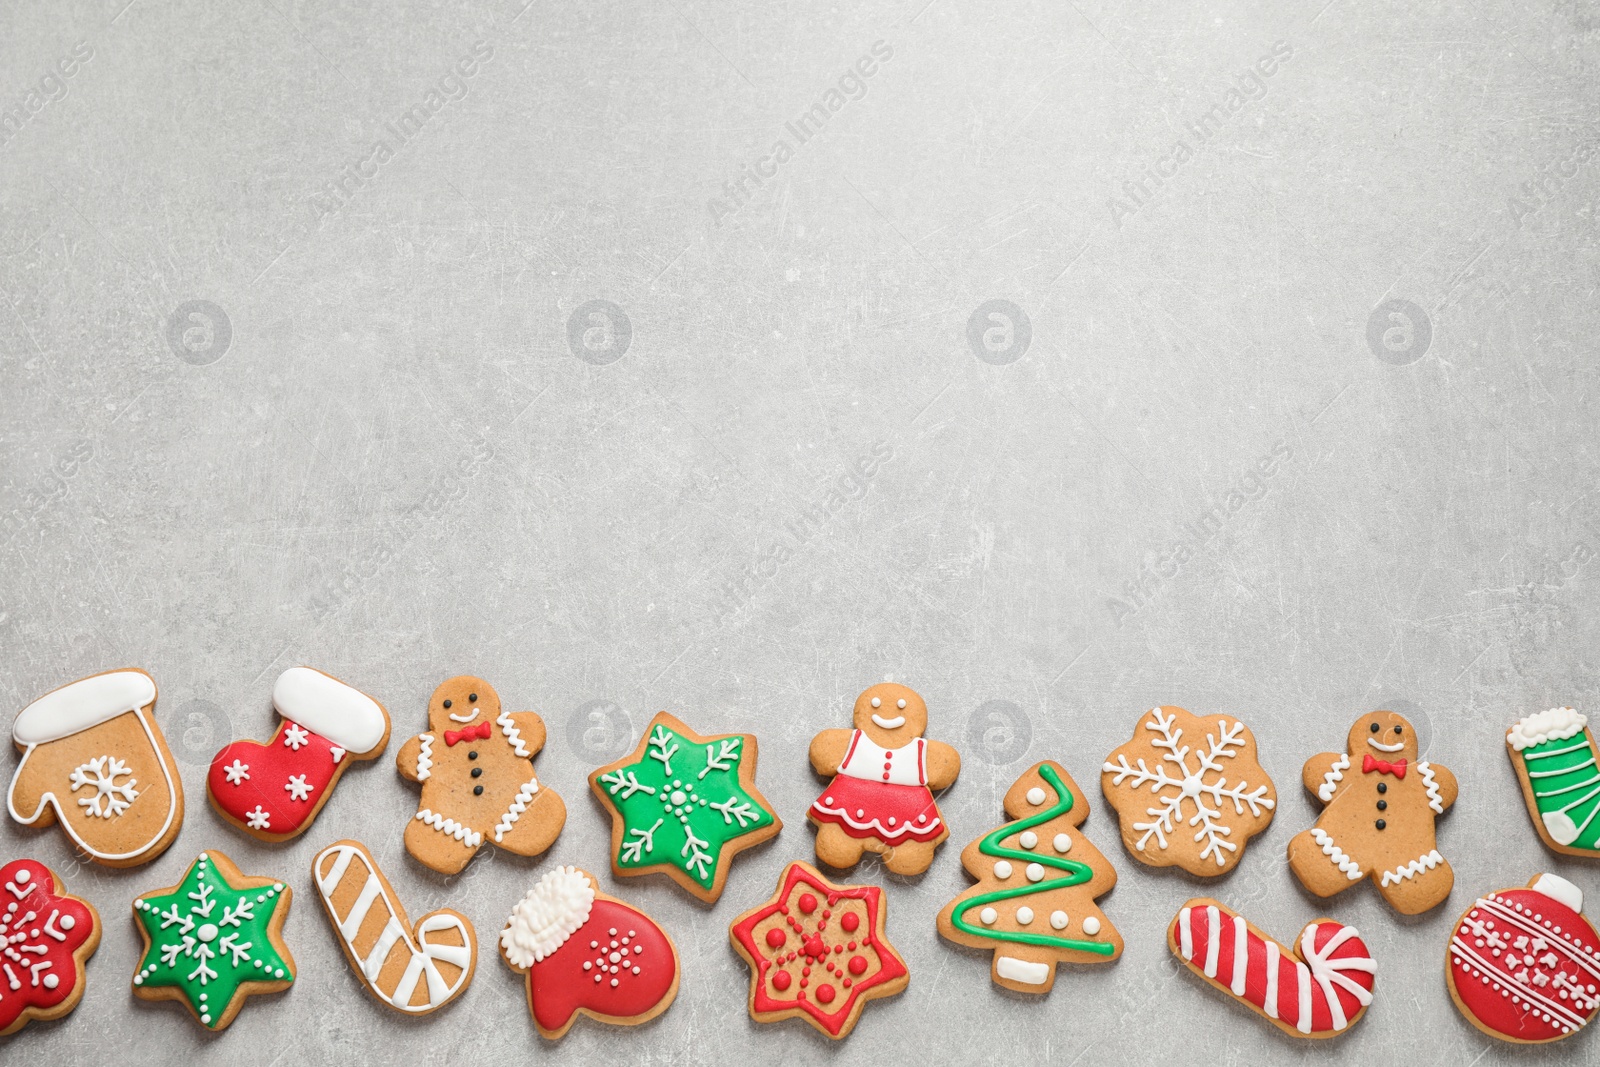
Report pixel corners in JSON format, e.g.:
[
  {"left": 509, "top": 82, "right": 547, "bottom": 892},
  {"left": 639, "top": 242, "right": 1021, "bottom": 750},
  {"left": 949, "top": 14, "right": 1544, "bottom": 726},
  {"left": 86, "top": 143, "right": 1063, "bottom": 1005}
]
[
  {"left": 851, "top": 684, "right": 927, "bottom": 748},
  {"left": 428, "top": 676, "right": 499, "bottom": 731},
  {"left": 1347, "top": 710, "right": 1418, "bottom": 761}
]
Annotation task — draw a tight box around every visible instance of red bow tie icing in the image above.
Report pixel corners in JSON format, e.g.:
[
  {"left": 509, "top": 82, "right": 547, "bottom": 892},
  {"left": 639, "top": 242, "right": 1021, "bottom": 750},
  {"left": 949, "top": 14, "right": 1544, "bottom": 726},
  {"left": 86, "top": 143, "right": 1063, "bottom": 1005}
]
[
  {"left": 445, "top": 720, "right": 493, "bottom": 746},
  {"left": 1361, "top": 755, "right": 1407, "bottom": 778}
]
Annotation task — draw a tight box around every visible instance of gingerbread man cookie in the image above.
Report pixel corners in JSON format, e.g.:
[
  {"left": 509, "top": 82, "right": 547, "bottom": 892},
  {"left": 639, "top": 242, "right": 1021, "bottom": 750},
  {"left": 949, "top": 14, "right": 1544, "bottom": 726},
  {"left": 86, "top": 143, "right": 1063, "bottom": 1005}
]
[
  {"left": 807, "top": 683, "right": 959, "bottom": 876},
  {"left": 396, "top": 677, "right": 566, "bottom": 875},
  {"left": 1287, "top": 711, "right": 1458, "bottom": 914}
]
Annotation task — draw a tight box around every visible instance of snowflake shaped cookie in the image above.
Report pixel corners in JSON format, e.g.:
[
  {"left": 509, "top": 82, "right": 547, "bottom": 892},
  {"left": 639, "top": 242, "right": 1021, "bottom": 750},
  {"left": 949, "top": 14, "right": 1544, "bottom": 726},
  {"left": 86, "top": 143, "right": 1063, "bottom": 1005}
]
[
  {"left": 131, "top": 850, "right": 295, "bottom": 1031},
  {"left": 589, "top": 713, "right": 782, "bottom": 902},
  {"left": 68, "top": 755, "right": 139, "bottom": 818},
  {"left": 1100, "top": 706, "right": 1277, "bottom": 875}
]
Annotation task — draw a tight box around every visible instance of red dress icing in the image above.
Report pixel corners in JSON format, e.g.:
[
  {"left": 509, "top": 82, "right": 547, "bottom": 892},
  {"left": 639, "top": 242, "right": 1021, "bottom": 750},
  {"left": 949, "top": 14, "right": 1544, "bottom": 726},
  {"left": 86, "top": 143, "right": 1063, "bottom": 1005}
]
[
  {"left": 1449, "top": 882, "right": 1600, "bottom": 1041},
  {"left": 527, "top": 898, "right": 676, "bottom": 1033},
  {"left": 729, "top": 863, "right": 908, "bottom": 1037},
  {"left": 208, "top": 719, "right": 343, "bottom": 836},
  {"left": 0, "top": 859, "right": 97, "bottom": 1033}
]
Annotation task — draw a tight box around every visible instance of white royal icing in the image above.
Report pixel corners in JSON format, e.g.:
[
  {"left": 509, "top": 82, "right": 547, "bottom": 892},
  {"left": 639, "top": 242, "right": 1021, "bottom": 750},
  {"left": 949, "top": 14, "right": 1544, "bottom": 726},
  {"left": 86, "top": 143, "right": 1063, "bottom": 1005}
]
[
  {"left": 500, "top": 866, "right": 595, "bottom": 968},
  {"left": 1508, "top": 707, "right": 1588, "bottom": 752},
  {"left": 1317, "top": 753, "right": 1349, "bottom": 802},
  {"left": 272, "top": 667, "right": 388, "bottom": 753},
  {"left": 995, "top": 956, "right": 1050, "bottom": 985},
  {"left": 12, "top": 670, "right": 156, "bottom": 744},
  {"left": 1378, "top": 849, "right": 1443, "bottom": 887},
  {"left": 1310, "top": 828, "right": 1364, "bottom": 881},
  {"left": 1531, "top": 873, "right": 1584, "bottom": 914}
]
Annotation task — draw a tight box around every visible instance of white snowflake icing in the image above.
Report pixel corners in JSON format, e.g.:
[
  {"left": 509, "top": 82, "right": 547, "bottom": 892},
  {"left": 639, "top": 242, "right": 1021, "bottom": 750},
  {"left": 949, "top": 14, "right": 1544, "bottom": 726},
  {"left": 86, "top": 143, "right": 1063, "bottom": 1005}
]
[
  {"left": 283, "top": 724, "right": 310, "bottom": 750},
  {"left": 284, "top": 775, "right": 312, "bottom": 802},
  {"left": 647, "top": 725, "right": 678, "bottom": 774},
  {"left": 68, "top": 755, "right": 139, "bottom": 818},
  {"left": 1102, "top": 709, "right": 1275, "bottom": 867},
  {"left": 245, "top": 806, "right": 271, "bottom": 830},
  {"left": 222, "top": 760, "right": 250, "bottom": 785}
]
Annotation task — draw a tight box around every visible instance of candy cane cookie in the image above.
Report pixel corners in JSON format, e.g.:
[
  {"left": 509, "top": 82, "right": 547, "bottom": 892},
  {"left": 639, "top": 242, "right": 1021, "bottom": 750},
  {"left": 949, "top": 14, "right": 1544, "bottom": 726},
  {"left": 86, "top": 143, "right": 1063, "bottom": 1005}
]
[{"left": 312, "top": 840, "right": 476, "bottom": 1015}]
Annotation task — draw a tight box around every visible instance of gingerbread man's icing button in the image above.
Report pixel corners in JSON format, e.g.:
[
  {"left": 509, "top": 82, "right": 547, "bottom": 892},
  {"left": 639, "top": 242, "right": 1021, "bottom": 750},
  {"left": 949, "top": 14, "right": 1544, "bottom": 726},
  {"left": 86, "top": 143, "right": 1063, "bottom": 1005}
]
[{"left": 1288, "top": 710, "right": 1458, "bottom": 915}]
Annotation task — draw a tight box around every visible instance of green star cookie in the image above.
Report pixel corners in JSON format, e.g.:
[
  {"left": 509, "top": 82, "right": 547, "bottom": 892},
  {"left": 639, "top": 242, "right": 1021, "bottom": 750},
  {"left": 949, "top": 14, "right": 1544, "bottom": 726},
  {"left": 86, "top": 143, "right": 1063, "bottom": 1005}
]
[
  {"left": 131, "top": 850, "right": 295, "bottom": 1030},
  {"left": 589, "top": 712, "right": 782, "bottom": 901}
]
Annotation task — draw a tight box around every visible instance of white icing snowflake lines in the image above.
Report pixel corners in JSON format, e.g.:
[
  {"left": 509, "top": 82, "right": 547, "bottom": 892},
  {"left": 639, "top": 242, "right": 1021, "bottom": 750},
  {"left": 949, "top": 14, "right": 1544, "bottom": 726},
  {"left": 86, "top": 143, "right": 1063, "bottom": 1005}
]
[
  {"left": 68, "top": 755, "right": 139, "bottom": 818},
  {"left": 1100, "top": 706, "right": 1277, "bottom": 876}
]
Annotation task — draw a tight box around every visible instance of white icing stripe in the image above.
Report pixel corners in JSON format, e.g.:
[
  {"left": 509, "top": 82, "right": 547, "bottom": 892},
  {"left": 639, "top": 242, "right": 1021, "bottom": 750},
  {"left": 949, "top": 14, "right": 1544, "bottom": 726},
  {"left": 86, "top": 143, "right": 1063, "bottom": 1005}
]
[
  {"left": 1530, "top": 757, "right": 1596, "bottom": 779},
  {"left": 995, "top": 956, "right": 1051, "bottom": 985},
  {"left": 415, "top": 808, "right": 483, "bottom": 847},
  {"left": 1378, "top": 849, "right": 1443, "bottom": 887},
  {"left": 12, "top": 670, "right": 156, "bottom": 744},
  {"left": 1296, "top": 958, "right": 1312, "bottom": 1033},
  {"left": 1178, "top": 907, "right": 1194, "bottom": 959},
  {"left": 492, "top": 776, "right": 540, "bottom": 843},
  {"left": 342, "top": 877, "right": 383, "bottom": 939},
  {"left": 272, "top": 667, "right": 388, "bottom": 753},
  {"left": 809, "top": 797, "right": 942, "bottom": 840},
  {"left": 415, "top": 734, "right": 434, "bottom": 781},
  {"left": 1416, "top": 760, "right": 1444, "bottom": 814},
  {"left": 496, "top": 711, "right": 531, "bottom": 759},
  {"left": 1303, "top": 927, "right": 1346, "bottom": 1031},
  {"left": 1309, "top": 828, "right": 1364, "bottom": 880},
  {"left": 1317, "top": 753, "right": 1349, "bottom": 802},
  {"left": 1204, "top": 905, "right": 1221, "bottom": 978},
  {"left": 1264, "top": 940, "right": 1279, "bottom": 1018},
  {"left": 1525, "top": 739, "right": 1592, "bottom": 760},
  {"left": 1231, "top": 915, "right": 1248, "bottom": 996},
  {"left": 1475, "top": 896, "right": 1600, "bottom": 979},
  {"left": 1451, "top": 938, "right": 1589, "bottom": 1030}
]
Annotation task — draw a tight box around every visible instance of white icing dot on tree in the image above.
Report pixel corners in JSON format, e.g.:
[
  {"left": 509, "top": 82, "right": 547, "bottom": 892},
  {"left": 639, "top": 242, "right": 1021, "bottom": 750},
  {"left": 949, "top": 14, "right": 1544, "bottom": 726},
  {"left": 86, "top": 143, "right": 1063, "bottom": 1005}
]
[
  {"left": 1050, "top": 911, "right": 1069, "bottom": 930},
  {"left": 993, "top": 861, "right": 1013, "bottom": 879},
  {"left": 1018, "top": 831, "right": 1037, "bottom": 849},
  {"left": 980, "top": 907, "right": 997, "bottom": 925},
  {"left": 1082, "top": 917, "right": 1101, "bottom": 935},
  {"left": 1017, "top": 907, "right": 1034, "bottom": 925},
  {"left": 1053, "top": 834, "right": 1071, "bottom": 853},
  {"left": 1025, "top": 787, "right": 1047, "bottom": 806},
  {"left": 1025, "top": 863, "right": 1045, "bottom": 882}
]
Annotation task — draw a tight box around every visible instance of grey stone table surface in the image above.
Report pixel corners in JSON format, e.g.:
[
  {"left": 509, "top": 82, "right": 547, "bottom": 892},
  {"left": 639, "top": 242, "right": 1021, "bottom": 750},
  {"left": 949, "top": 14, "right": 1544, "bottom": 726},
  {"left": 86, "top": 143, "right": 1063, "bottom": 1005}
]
[{"left": 2, "top": 0, "right": 1598, "bottom": 1062}]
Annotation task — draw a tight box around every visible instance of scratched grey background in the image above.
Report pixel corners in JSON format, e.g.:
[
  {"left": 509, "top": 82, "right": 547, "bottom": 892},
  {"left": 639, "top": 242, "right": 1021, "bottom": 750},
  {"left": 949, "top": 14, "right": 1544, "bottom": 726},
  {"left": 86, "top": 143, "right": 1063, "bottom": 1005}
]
[{"left": 2, "top": 0, "right": 1599, "bottom": 1062}]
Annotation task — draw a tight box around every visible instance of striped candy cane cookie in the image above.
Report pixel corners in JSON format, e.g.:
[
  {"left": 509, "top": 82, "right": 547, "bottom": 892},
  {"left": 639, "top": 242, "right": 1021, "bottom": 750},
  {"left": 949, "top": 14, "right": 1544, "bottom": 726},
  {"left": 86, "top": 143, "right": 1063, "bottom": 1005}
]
[
  {"left": 1169, "top": 898, "right": 1376, "bottom": 1039},
  {"left": 312, "top": 840, "right": 477, "bottom": 1015}
]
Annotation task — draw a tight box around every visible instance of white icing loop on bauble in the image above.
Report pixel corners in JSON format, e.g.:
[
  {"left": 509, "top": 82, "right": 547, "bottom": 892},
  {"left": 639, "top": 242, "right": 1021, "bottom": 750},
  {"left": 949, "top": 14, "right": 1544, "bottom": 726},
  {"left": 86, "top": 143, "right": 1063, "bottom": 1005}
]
[{"left": 500, "top": 865, "right": 595, "bottom": 968}]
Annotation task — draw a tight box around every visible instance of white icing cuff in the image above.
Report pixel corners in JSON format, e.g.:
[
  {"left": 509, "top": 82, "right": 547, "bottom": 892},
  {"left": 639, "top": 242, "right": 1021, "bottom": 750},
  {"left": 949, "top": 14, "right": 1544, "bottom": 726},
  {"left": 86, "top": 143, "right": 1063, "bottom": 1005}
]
[
  {"left": 1508, "top": 707, "right": 1587, "bottom": 751},
  {"left": 1532, "top": 873, "right": 1584, "bottom": 914},
  {"left": 13, "top": 670, "right": 156, "bottom": 745},
  {"left": 501, "top": 866, "right": 594, "bottom": 968},
  {"left": 273, "top": 667, "right": 388, "bottom": 753}
]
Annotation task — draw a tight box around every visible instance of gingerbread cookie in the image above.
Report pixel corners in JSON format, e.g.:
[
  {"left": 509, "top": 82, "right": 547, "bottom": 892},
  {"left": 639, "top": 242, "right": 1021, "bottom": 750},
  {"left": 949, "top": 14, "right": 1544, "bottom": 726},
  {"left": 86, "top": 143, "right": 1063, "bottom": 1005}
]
[
  {"left": 396, "top": 677, "right": 566, "bottom": 875},
  {"left": 729, "top": 861, "right": 909, "bottom": 1039},
  {"left": 1447, "top": 873, "right": 1600, "bottom": 1043},
  {"left": 590, "top": 711, "right": 781, "bottom": 902},
  {"left": 807, "top": 683, "right": 959, "bottom": 875},
  {"left": 131, "top": 850, "right": 294, "bottom": 1031},
  {"left": 1287, "top": 710, "right": 1457, "bottom": 914},
  {"left": 1506, "top": 707, "right": 1600, "bottom": 856},
  {"left": 938, "top": 760, "right": 1122, "bottom": 992},
  {"left": 1100, "top": 706, "right": 1276, "bottom": 875},
  {"left": 312, "top": 840, "right": 476, "bottom": 1015},
  {"left": 0, "top": 859, "right": 102, "bottom": 1037},
  {"left": 498, "top": 865, "right": 679, "bottom": 1039},
  {"left": 208, "top": 667, "right": 391, "bottom": 842},
  {"left": 8, "top": 669, "right": 184, "bottom": 867},
  {"left": 1170, "top": 898, "right": 1376, "bottom": 1038}
]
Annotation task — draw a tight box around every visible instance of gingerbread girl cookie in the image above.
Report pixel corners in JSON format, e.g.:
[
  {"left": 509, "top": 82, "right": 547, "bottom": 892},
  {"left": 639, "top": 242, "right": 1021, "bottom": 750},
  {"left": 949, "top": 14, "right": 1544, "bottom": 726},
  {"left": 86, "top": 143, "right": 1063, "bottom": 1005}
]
[
  {"left": 807, "top": 683, "right": 959, "bottom": 875},
  {"left": 396, "top": 677, "right": 566, "bottom": 875},
  {"left": 1287, "top": 710, "right": 1458, "bottom": 914}
]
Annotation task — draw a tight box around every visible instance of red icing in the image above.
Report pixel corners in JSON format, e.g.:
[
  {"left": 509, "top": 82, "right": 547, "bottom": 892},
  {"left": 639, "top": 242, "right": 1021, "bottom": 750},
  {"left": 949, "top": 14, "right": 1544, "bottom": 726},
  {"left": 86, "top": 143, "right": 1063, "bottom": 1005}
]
[
  {"left": 730, "top": 864, "right": 908, "bottom": 1037},
  {"left": 1449, "top": 885, "right": 1600, "bottom": 1042},
  {"left": 0, "top": 859, "right": 97, "bottom": 1033},
  {"left": 765, "top": 928, "right": 786, "bottom": 949},
  {"left": 1171, "top": 902, "right": 1375, "bottom": 1034},
  {"left": 208, "top": 719, "right": 343, "bottom": 837},
  {"left": 527, "top": 897, "right": 677, "bottom": 1034}
]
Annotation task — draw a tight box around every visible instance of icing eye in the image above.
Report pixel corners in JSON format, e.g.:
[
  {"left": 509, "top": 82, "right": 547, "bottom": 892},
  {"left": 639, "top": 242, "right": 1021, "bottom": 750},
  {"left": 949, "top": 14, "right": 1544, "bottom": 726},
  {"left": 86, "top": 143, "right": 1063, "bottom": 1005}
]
[
  {"left": 897, "top": 699, "right": 906, "bottom": 709},
  {"left": 870, "top": 697, "right": 881, "bottom": 708},
  {"left": 1393, "top": 724, "right": 1403, "bottom": 734},
  {"left": 1369, "top": 722, "right": 1379, "bottom": 732},
  {"left": 443, "top": 699, "right": 453, "bottom": 709},
  {"left": 469, "top": 693, "right": 478, "bottom": 702}
]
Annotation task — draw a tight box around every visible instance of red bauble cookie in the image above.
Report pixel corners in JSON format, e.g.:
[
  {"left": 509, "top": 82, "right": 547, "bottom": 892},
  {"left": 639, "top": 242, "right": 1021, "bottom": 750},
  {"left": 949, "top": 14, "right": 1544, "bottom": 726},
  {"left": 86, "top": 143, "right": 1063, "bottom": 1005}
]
[{"left": 1447, "top": 873, "right": 1600, "bottom": 1043}]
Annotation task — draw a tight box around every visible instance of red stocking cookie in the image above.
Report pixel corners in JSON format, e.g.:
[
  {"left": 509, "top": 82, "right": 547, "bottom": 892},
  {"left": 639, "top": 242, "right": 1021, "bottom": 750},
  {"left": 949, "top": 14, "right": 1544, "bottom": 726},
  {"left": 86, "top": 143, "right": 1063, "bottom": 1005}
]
[
  {"left": 498, "top": 866, "right": 680, "bottom": 1039},
  {"left": 0, "top": 859, "right": 102, "bottom": 1036},
  {"left": 807, "top": 683, "right": 960, "bottom": 875},
  {"left": 729, "top": 861, "right": 910, "bottom": 1039},
  {"left": 396, "top": 677, "right": 567, "bottom": 875},
  {"left": 8, "top": 669, "right": 184, "bottom": 867},
  {"left": 207, "top": 667, "right": 391, "bottom": 841},
  {"left": 1170, "top": 899, "right": 1376, "bottom": 1039},
  {"left": 1287, "top": 710, "right": 1458, "bottom": 914},
  {"left": 1447, "top": 874, "right": 1600, "bottom": 1043}
]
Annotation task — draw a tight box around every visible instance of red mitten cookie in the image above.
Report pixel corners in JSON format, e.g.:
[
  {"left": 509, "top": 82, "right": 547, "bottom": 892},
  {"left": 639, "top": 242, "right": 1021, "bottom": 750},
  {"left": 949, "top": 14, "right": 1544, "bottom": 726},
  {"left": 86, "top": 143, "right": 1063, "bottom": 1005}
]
[
  {"left": 498, "top": 866, "right": 679, "bottom": 1039},
  {"left": 207, "top": 667, "right": 390, "bottom": 841},
  {"left": 0, "top": 859, "right": 102, "bottom": 1036}
]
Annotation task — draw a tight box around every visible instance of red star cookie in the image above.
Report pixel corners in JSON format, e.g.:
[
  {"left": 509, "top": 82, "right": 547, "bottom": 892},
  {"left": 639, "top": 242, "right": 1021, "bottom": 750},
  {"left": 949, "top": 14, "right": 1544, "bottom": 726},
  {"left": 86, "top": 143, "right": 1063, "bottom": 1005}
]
[
  {"left": 0, "top": 858, "right": 102, "bottom": 1036},
  {"left": 728, "top": 861, "right": 908, "bottom": 1039}
]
